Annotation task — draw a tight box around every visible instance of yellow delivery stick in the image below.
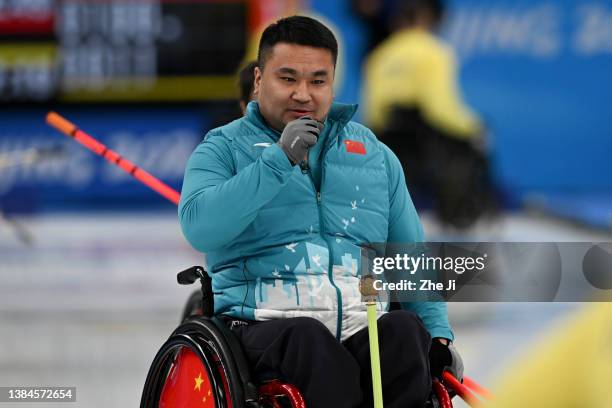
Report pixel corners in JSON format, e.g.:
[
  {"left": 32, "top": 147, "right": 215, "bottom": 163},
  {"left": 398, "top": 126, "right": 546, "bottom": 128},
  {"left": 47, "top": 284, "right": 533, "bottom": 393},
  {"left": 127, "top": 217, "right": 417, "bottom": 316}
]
[{"left": 360, "top": 276, "right": 383, "bottom": 408}]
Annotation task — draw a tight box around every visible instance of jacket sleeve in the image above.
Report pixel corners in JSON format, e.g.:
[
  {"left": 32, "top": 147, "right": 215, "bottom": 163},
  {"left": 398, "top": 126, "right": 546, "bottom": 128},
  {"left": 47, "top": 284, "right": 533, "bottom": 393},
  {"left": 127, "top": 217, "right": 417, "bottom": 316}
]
[
  {"left": 383, "top": 143, "right": 454, "bottom": 341},
  {"left": 419, "top": 46, "right": 480, "bottom": 138},
  {"left": 179, "top": 131, "right": 294, "bottom": 252}
]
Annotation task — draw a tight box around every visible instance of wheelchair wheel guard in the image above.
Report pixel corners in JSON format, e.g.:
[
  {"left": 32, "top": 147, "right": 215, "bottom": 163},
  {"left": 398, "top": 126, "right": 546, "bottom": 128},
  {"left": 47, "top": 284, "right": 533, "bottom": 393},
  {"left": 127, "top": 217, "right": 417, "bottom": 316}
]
[{"left": 141, "top": 317, "right": 250, "bottom": 408}]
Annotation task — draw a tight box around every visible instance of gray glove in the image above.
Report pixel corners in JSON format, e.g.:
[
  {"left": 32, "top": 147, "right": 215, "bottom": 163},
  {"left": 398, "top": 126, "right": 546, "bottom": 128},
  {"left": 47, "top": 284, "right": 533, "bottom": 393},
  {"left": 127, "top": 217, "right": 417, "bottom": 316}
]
[
  {"left": 446, "top": 344, "right": 464, "bottom": 382},
  {"left": 277, "top": 116, "right": 323, "bottom": 166}
]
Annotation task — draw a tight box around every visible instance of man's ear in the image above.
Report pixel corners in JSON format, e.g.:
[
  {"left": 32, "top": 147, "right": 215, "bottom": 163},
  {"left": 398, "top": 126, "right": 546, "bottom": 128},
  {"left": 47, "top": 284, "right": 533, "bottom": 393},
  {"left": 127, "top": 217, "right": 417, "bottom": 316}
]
[{"left": 253, "top": 66, "right": 262, "bottom": 96}]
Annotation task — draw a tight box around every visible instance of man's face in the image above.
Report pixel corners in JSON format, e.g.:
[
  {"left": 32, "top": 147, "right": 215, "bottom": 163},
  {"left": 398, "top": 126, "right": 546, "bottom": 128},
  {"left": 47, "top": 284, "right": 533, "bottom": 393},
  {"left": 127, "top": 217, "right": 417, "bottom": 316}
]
[{"left": 253, "top": 43, "right": 335, "bottom": 131}]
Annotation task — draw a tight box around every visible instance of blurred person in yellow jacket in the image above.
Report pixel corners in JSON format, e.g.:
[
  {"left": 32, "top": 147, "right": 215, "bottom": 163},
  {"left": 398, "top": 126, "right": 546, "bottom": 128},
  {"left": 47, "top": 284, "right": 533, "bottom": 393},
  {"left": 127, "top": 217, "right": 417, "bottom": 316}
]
[
  {"left": 365, "top": 0, "right": 480, "bottom": 140},
  {"left": 364, "top": 0, "right": 497, "bottom": 229},
  {"left": 482, "top": 303, "right": 612, "bottom": 408}
]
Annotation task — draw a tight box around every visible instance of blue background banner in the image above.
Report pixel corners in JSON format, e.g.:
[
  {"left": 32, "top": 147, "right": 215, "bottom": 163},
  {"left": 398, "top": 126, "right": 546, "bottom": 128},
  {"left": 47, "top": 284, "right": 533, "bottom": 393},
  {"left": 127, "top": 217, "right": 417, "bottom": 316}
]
[
  {"left": 0, "top": 108, "right": 206, "bottom": 212},
  {"left": 443, "top": 0, "right": 612, "bottom": 194}
]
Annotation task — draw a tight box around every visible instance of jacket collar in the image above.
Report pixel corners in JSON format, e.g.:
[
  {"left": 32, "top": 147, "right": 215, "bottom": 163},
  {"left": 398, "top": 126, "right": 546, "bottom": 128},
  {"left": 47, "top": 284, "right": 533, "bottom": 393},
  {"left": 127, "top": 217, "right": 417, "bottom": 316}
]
[{"left": 245, "top": 101, "right": 358, "bottom": 143}]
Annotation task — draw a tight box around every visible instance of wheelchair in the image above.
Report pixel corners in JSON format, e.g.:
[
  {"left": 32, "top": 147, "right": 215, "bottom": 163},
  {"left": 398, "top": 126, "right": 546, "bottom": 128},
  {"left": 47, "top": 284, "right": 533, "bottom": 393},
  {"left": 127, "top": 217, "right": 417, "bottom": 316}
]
[{"left": 141, "top": 266, "right": 462, "bottom": 407}]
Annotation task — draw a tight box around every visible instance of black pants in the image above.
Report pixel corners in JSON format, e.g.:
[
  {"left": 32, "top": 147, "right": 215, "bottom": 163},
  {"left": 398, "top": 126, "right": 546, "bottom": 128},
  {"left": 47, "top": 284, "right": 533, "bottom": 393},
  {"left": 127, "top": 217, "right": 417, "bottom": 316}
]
[{"left": 229, "top": 310, "right": 432, "bottom": 408}]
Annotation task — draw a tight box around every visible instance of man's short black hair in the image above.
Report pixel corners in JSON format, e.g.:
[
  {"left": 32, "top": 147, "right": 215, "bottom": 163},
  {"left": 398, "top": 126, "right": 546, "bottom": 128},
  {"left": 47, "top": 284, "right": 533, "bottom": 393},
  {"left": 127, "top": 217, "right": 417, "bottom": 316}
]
[
  {"left": 257, "top": 15, "right": 338, "bottom": 70},
  {"left": 238, "top": 61, "right": 257, "bottom": 106}
]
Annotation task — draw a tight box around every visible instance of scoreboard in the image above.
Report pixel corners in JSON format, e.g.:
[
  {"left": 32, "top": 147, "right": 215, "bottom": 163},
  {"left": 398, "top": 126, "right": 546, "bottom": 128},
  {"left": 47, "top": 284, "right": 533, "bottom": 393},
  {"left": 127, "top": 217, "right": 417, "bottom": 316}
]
[{"left": 0, "top": 0, "right": 247, "bottom": 103}]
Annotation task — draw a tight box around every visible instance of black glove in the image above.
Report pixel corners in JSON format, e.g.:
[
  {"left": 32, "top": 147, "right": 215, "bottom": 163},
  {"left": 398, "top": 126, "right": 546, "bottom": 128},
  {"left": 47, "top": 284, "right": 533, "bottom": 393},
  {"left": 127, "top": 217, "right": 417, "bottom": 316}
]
[
  {"left": 429, "top": 339, "right": 464, "bottom": 382},
  {"left": 277, "top": 116, "right": 323, "bottom": 166}
]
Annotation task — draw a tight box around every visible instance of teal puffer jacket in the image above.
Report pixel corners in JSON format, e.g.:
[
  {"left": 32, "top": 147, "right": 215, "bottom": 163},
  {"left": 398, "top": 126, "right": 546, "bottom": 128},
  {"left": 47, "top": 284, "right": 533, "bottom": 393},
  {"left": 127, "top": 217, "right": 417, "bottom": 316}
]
[{"left": 179, "top": 102, "right": 453, "bottom": 341}]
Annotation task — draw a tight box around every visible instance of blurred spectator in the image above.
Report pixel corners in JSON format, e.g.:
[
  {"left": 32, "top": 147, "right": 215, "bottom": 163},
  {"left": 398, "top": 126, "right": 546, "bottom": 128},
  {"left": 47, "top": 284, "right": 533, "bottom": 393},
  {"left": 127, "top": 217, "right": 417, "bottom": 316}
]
[
  {"left": 238, "top": 61, "right": 257, "bottom": 115},
  {"left": 364, "top": 0, "right": 496, "bottom": 228},
  {"left": 364, "top": 0, "right": 480, "bottom": 136},
  {"left": 351, "top": 0, "right": 395, "bottom": 52}
]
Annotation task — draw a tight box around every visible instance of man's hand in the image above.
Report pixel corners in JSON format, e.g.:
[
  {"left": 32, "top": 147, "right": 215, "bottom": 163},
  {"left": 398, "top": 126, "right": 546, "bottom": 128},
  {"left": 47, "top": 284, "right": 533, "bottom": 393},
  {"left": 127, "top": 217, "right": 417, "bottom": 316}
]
[
  {"left": 277, "top": 116, "right": 323, "bottom": 166},
  {"left": 429, "top": 338, "right": 464, "bottom": 382}
]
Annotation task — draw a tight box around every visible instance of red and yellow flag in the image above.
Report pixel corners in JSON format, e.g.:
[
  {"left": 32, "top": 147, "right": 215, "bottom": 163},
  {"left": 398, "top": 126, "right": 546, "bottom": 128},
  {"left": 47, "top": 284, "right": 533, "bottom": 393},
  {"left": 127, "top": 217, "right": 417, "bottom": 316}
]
[{"left": 159, "top": 348, "right": 216, "bottom": 407}]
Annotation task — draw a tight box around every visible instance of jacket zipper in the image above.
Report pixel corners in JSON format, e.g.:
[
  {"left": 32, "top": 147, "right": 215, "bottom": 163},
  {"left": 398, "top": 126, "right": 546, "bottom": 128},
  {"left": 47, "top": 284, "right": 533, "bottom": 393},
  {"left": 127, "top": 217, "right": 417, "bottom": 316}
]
[{"left": 306, "top": 166, "right": 344, "bottom": 341}]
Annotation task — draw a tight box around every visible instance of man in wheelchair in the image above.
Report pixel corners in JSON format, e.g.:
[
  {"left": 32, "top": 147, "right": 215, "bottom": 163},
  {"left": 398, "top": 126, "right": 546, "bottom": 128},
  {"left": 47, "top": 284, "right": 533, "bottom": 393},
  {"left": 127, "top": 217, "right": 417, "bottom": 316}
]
[{"left": 178, "top": 16, "right": 462, "bottom": 407}]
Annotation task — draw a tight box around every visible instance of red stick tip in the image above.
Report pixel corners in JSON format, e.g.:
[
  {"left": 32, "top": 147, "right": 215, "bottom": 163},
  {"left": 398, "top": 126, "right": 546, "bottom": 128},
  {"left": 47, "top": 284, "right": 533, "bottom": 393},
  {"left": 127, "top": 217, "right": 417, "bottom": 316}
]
[{"left": 46, "top": 111, "right": 77, "bottom": 137}]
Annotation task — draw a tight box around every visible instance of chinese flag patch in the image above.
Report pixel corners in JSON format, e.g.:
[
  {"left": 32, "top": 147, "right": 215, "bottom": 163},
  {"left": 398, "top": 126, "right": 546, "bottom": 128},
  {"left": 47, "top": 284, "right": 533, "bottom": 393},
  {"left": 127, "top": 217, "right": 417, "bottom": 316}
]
[{"left": 344, "top": 140, "right": 366, "bottom": 155}]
